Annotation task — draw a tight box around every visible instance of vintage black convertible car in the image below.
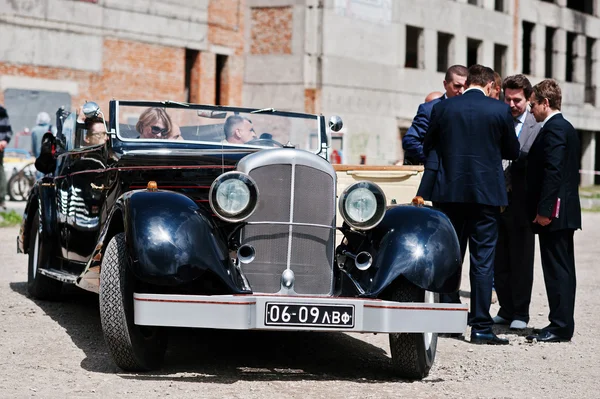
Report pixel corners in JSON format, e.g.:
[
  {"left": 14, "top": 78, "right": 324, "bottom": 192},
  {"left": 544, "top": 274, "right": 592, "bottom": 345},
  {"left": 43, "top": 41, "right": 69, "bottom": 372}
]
[{"left": 18, "top": 100, "right": 467, "bottom": 379}]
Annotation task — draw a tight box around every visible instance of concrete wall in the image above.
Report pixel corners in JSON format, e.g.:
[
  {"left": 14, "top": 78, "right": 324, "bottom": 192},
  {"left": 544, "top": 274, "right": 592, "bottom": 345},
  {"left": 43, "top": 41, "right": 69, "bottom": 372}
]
[{"left": 244, "top": 0, "right": 600, "bottom": 167}]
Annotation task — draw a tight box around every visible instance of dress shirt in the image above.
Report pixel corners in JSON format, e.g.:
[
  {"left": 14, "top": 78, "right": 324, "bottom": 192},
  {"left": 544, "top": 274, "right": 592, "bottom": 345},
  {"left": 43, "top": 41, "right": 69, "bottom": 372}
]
[{"left": 514, "top": 111, "right": 527, "bottom": 138}]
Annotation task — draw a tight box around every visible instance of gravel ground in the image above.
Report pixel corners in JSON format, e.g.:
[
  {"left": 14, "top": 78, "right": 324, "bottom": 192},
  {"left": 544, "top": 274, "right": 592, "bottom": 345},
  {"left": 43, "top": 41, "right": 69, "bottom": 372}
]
[{"left": 0, "top": 212, "right": 599, "bottom": 398}]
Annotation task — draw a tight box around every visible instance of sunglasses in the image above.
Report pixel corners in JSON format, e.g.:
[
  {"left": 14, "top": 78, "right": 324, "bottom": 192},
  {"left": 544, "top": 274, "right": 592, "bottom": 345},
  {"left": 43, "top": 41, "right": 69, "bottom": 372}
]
[{"left": 150, "top": 125, "right": 169, "bottom": 136}]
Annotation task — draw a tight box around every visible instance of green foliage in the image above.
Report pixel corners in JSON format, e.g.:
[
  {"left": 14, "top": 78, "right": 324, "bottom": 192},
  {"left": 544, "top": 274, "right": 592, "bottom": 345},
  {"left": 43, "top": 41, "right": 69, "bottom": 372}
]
[{"left": 0, "top": 210, "right": 22, "bottom": 228}]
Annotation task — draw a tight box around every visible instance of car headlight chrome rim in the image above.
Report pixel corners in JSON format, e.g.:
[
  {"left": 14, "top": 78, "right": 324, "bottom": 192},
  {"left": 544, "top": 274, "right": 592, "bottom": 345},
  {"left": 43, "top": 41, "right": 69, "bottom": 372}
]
[
  {"left": 209, "top": 172, "right": 258, "bottom": 222},
  {"left": 339, "top": 181, "right": 386, "bottom": 230}
]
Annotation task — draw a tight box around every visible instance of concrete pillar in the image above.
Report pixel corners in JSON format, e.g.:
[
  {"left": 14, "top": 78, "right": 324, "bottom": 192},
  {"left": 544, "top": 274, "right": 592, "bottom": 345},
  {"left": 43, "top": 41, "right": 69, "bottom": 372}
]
[
  {"left": 534, "top": 23, "right": 545, "bottom": 78},
  {"left": 482, "top": 40, "right": 495, "bottom": 68},
  {"left": 454, "top": 34, "right": 468, "bottom": 66},
  {"left": 580, "top": 131, "right": 596, "bottom": 186},
  {"left": 553, "top": 28, "right": 567, "bottom": 81},
  {"left": 574, "top": 34, "right": 586, "bottom": 84},
  {"left": 482, "top": 0, "right": 495, "bottom": 11},
  {"left": 424, "top": 28, "right": 437, "bottom": 72}
]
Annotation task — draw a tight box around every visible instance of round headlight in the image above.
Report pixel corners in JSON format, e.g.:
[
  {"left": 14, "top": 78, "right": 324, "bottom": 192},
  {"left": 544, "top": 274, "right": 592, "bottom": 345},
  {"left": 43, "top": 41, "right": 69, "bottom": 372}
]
[
  {"left": 339, "top": 182, "right": 386, "bottom": 230},
  {"left": 209, "top": 172, "right": 258, "bottom": 222}
]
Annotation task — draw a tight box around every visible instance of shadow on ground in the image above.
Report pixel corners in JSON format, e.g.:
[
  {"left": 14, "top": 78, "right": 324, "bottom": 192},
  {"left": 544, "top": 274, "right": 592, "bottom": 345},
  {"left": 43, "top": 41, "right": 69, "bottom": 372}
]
[{"left": 10, "top": 281, "right": 417, "bottom": 383}]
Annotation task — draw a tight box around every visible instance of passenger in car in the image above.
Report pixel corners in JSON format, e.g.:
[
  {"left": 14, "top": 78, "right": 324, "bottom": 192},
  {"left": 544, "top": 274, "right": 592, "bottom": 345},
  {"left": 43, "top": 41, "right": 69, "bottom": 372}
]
[
  {"left": 136, "top": 107, "right": 182, "bottom": 140},
  {"left": 222, "top": 115, "right": 256, "bottom": 144},
  {"left": 83, "top": 116, "right": 108, "bottom": 146}
]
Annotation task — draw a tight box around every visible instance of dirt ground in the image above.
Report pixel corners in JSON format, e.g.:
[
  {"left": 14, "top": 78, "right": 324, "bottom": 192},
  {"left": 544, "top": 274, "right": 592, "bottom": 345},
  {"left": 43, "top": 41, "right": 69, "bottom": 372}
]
[{"left": 1, "top": 213, "right": 599, "bottom": 398}]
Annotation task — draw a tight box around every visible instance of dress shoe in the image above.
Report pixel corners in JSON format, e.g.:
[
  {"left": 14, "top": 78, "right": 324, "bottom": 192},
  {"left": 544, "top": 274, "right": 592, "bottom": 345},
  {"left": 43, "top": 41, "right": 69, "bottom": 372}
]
[
  {"left": 492, "top": 315, "right": 510, "bottom": 325},
  {"left": 509, "top": 320, "right": 527, "bottom": 330},
  {"left": 526, "top": 331, "right": 570, "bottom": 343},
  {"left": 470, "top": 331, "right": 509, "bottom": 345}
]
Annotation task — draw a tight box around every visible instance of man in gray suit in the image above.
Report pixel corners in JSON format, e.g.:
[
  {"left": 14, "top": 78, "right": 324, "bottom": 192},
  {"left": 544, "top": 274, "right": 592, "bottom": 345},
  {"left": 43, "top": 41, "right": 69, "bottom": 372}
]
[{"left": 493, "top": 75, "right": 541, "bottom": 330}]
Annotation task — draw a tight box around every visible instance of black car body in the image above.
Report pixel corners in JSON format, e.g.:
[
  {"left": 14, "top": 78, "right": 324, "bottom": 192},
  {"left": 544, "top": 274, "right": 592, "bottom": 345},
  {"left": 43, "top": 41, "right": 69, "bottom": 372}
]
[{"left": 18, "top": 100, "right": 467, "bottom": 379}]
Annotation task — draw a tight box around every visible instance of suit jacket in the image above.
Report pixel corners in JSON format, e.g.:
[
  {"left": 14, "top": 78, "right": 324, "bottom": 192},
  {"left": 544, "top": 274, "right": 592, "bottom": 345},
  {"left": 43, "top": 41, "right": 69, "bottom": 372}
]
[
  {"left": 423, "top": 89, "right": 520, "bottom": 207},
  {"left": 505, "top": 111, "right": 541, "bottom": 227},
  {"left": 402, "top": 96, "right": 443, "bottom": 164},
  {"left": 526, "top": 113, "right": 581, "bottom": 233}
]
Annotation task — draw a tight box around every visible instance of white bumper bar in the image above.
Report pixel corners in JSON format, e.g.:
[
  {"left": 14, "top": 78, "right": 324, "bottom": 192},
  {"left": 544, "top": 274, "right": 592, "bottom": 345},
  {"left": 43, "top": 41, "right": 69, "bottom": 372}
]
[{"left": 134, "top": 293, "right": 468, "bottom": 333}]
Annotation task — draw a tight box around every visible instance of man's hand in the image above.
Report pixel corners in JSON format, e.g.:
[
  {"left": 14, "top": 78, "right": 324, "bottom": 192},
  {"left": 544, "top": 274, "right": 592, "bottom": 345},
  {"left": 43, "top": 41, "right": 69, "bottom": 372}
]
[
  {"left": 0, "top": 140, "right": 7, "bottom": 151},
  {"left": 533, "top": 214, "right": 552, "bottom": 226}
]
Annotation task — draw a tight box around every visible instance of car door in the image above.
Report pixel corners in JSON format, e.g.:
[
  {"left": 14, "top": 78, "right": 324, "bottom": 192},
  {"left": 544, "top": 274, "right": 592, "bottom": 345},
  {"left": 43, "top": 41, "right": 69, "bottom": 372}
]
[
  {"left": 65, "top": 124, "right": 110, "bottom": 263},
  {"left": 53, "top": 112, "right": 76, "bottom": 260}
]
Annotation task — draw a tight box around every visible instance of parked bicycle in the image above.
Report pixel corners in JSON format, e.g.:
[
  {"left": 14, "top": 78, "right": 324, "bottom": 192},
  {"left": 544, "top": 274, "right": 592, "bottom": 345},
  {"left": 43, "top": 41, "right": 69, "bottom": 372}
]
[{"left": 7, "top": 162, "right": 36, "bottom": 201}]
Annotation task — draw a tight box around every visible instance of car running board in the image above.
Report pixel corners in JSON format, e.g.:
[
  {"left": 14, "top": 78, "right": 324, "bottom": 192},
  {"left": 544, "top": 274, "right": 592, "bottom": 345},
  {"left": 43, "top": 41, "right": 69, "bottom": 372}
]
[{"left": 38, "top": 269, "right": 78, "bottom": 284}]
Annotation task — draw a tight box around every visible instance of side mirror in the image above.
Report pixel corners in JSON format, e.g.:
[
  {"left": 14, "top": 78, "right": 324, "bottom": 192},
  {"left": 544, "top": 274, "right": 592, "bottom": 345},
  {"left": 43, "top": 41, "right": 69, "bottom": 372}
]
[
  {"left": 34, "top": 132, "right": 57, "bottom": 174},
  {"left": 328, "top": 116, "right": 343, "bottom": 132},
  {"left": 82, "top": 101, "right": 101, "bottom": 118}
]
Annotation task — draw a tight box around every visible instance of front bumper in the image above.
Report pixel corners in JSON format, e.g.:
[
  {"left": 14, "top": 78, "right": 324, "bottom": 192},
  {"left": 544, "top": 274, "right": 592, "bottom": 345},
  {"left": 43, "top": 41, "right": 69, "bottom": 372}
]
[{"left": 133, "top": 293, "right": 468, "bottom": 333}]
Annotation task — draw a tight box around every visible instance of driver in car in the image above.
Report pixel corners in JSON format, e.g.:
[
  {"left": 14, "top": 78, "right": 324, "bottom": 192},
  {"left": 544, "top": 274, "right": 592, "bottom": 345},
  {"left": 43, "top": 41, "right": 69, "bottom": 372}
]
[{"left": 223, "top": 115, "right": 256, "bottom": 144}]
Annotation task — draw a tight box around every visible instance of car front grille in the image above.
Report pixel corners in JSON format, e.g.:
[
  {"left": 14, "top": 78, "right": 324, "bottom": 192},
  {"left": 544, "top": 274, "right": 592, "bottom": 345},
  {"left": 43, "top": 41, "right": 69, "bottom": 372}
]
[{"left": 240, "top": 156, "right": 336, "bottom": 295}]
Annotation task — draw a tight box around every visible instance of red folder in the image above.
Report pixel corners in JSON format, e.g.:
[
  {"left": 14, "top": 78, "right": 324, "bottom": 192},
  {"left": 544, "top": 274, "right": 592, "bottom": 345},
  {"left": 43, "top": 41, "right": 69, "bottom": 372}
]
[{"left": 552, "top": 197, "right": 561, "bottom": 218}]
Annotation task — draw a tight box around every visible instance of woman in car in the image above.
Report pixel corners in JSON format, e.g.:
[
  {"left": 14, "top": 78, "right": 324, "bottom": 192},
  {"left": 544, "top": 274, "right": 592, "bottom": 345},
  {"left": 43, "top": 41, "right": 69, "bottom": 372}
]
[{"left": 136, "top": 107, "right": 182, "bottom": 140}]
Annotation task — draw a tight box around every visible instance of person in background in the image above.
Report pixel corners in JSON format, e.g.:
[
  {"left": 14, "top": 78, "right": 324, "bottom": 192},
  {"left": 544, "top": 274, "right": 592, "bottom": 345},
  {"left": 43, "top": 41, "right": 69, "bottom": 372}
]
[
  {"left": 423, "top": 65, "right": 520, "bottom": 345},
  {"left": 31, "top": 112, "right": 55, "bottom": 158},
  {"left": 525, "top": 79, "right": 581, "bottom": 343},
  {"left": 490, "top": 72, "right": 503, "bottom": 100},
  {"left": 0, "top": 104, "right": 13, "bottom": 210},
  {"left": 424, "top": 91, "right": 443, "bottom": 103},
  {"left": 402, "top": 65, "right": 468, "bottom": 165},
  {"left": 492, "top": 74, "right": 541, "bottom": 330}
]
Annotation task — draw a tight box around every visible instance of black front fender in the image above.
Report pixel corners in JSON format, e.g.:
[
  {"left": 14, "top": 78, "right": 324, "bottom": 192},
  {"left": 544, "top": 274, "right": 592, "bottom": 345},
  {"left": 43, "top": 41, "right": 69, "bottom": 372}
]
[
  {"left": 368, "top": 205, "right": 462, "bottom": 296},
  {"left": 121, "top": 190, "right": 243, "bottom": 292}
]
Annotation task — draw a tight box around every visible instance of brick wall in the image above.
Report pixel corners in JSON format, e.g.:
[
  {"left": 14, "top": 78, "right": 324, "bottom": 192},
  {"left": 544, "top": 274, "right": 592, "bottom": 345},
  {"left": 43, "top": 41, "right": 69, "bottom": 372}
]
[{"left": 250, "top": 7, "right": 293, "bottom": 55}]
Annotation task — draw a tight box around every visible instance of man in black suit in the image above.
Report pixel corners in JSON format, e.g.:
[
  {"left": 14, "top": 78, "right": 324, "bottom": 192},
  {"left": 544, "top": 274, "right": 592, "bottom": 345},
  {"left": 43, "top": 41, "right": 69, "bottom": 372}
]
[
  {"left": 525, "top": 79, "right": 581, "bottom": 343},
  {"left": 423, "top": 65, "right": 520, "bottom": 345},
  {"left": 492, "top": 75, "right": 541, "bottom": 330}
]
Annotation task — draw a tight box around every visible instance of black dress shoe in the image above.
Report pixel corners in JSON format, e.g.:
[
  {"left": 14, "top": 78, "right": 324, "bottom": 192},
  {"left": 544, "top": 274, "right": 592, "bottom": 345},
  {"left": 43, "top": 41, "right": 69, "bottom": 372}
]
[
  {"left": 526, "top": 331, "right": 570, "bottom": 343},
  {"left": 470, "top": 331, "right": 509, "bottom": 345}
]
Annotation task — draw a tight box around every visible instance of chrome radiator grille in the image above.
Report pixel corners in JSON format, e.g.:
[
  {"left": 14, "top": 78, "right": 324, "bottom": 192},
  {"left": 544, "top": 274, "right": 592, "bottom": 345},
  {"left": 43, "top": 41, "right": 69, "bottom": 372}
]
[{"left": 240, "top": 155, "right": 336, "bottom": 295}]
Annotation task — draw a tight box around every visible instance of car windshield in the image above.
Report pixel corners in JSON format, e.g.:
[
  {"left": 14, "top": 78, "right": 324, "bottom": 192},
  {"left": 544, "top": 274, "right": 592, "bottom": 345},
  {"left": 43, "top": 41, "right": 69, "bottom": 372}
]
[{"left": 116, "top": 102, "right": 321, "bottom": 152}]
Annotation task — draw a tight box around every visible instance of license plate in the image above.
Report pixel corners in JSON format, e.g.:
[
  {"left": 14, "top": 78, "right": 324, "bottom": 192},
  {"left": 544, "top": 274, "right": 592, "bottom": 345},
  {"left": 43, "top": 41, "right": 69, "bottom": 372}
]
[{"left": 264, "top": 302, "right": 355, "bottom": 328}]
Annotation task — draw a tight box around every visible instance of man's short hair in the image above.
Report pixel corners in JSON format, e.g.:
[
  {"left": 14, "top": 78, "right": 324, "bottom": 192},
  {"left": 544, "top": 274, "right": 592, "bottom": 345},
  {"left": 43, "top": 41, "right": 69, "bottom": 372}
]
[
  {"left": 465, "top": 65, "right": 495, "bottom": 88},
  {"left": 224, "top": 115, "right": 251, "bottom": 139},
  {"left": 85, "top": 116, "right": 104, "bottom": 131},
  {"left": 494, "top": 72, "right": 502, "bottom": 89},
  {"left": 502, "top": 74, "right": 533, "bottom": 98},
  {"left": 532, "top": 79, "right": 562, "bottom": 110},
  {"left": 445, "top": 65, "right": 468, "bottom": 82}
]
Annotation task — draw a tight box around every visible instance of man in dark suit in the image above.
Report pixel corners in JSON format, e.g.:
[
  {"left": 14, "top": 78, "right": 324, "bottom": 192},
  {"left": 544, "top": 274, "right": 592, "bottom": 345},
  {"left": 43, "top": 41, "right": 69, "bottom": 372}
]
[
  {"left": 402, "top": 65, "right": 468, "bottom": 165},
  {"left": 423, "top": 65, "right": 520, "bottom": 345},
  {"left": 492, "top": 75, "right": 541, "bottom": 330},
  {"left": 525, "top": 79, "right": 581, "bottom": 343}
]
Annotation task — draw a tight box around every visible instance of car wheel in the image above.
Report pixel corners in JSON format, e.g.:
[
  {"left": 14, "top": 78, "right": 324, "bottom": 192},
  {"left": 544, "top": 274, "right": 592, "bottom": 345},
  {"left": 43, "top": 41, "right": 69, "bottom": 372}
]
[
  {"left": 387, "top": 280, "right": 438, "bottom": 380},
  {"left": 27, "top": 213, "right": 63, "bottom": 299},
  {"left": 99, "top": 232, "right": 167, "bottom": 371}
]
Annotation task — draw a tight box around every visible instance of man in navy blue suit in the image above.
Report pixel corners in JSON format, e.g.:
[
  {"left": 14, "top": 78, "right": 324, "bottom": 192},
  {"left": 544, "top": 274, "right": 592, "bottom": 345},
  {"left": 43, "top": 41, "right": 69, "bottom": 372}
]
[
  {"left": 402, "top": 65, "right": 468, "bottom": 165},
  {"left": 525, "top": 79, "right": 581, "bottom": 343},
  {"left": 423, "top": 65, "right": 520, "bottom": 345}
]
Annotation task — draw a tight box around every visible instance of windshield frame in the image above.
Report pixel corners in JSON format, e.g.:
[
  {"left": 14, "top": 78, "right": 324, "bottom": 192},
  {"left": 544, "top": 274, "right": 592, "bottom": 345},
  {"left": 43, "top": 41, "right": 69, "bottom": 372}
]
[{"left": 112, "top": 100, "right": 326, "bottom": 154}]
